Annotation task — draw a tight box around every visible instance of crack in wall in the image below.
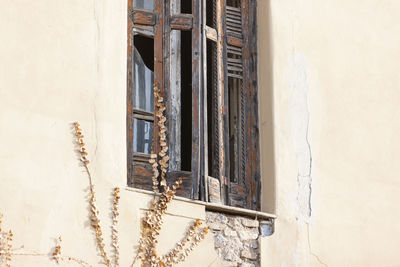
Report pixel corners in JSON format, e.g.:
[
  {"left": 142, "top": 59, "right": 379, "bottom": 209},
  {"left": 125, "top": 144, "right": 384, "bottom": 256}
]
[
  {"left": 307, "top": 225, "right": 328, "bottom": 267},
  {"left": 92, "top": 0, "right": 100, "bottom": 157}
]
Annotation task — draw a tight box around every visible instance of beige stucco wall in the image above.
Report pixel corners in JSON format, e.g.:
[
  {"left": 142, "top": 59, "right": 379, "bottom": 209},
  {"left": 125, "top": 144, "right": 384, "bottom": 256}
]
[
  {"left": 2, "top": 0, "right": 400, "bottom": 266},
  {"left": 259, "top": 0, "right": 400, "bottom": 266},
  {"left": 0, "top": 1, "right": 220, "bottom": 266}
]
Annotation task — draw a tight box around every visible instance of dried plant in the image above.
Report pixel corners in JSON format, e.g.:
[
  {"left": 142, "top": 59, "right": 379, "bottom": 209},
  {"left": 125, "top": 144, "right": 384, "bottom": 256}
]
[
  {"left": 160, "top": 219, "right": 209, "bottom": 265},
  {"left": 52, "top": 236, "right": 62, "bottom": 264},
  {"left": 0, "top": 213, "right": 91, "bottom": 267},
  {"left": 149, "top": 153, "right": 159, "bottom": 193},
  {"left": 137, "top": 87, "right": 210, "bottom": 267},
  {"left": 74, "top": 122, "right": 112, "bottom": 267},
  {"left": 51, "top": 236, "right": 92, "bottom": 267},
  {"left": 0, "top": 213, "right": 13, "bottom": 267},
  {"left": 154, "top": 87, "right": 169, "bottom": 190},
  {"left": 112, "top": 188, "right": 120, "bottom": 267}
]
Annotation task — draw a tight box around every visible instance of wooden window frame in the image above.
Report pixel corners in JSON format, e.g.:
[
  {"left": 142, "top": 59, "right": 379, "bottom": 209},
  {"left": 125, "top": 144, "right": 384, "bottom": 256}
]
[{"left": 127, "top": 0, "right": 260, "bottom": 211}]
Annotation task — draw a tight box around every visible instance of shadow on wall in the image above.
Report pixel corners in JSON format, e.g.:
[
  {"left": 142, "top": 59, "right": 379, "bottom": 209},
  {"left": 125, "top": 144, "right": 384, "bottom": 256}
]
[{"left": 257, "top": 0, "right": 275, "bottom": 215}]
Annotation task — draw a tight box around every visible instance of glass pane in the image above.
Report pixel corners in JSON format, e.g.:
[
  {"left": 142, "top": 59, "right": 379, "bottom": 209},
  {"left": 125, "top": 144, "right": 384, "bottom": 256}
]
[
  {"left": 133, "top": 35, "right": 154, "bottom": 113},
  {"left": 134, "top": 0, "right": 154, "bottom": 10},
  {"left": 133, "top": 119, "right": 154, "bottom": 154}
]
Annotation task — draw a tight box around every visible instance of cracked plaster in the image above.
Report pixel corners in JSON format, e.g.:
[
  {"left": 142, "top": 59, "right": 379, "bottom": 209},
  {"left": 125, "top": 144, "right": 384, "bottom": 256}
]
[{"left": 289, "top": 53, "right": 313, "bottom": 223}]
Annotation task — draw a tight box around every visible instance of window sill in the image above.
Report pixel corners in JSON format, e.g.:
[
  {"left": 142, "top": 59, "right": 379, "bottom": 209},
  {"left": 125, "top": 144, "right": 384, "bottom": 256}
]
[{"left": 124, "top": 187, "right": 276, "bottom": 221}]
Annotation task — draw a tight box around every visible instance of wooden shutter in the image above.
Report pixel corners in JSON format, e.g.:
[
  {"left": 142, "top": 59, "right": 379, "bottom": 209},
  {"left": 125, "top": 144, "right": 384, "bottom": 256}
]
[
  {"left": 206, "top": 0, "right": 260, "bottom": 210},
  {"left": 127, "top": 0, "right": 165, "bottom": 191},
  {"left": 163, "top": 0, "right": 202, "bottom": 200},
  {"left": 127, "top": 0, "right": 202, "bottom": 200},
  {"left": 127, "top": 0, "right": 260, "bottom": 208},
  {"left": 227, "top": 0, "right": 260, "bottom": 210}
]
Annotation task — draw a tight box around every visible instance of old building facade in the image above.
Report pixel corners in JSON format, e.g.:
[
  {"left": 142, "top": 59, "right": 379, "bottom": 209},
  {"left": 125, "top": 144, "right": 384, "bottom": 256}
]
[{"left": 1, "top": 0, "right": 400, "bottom": 266}]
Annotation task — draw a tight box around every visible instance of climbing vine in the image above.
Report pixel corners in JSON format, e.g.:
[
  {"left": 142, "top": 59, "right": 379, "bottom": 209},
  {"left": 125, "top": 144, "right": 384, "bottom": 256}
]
[{"left": 136, "top": 87, "right": 210, "bottom": 266}]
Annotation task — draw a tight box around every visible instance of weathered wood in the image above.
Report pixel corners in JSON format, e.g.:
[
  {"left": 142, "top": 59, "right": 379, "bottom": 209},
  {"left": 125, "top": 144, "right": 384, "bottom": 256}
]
[
  {"left": 132, "top": 25, "right": 155, "bottom": 37},
  {"left": 133, "top": 152, "right": 152, "bottom": 163},
  {"left": 227, "top": 73, "right": 243, "bottom": 79},
  {"left": 216, "top": 0, "right": 229, "bottom": 206},
  {"left": 241, "top": 0, "right": 260, "bottom": 211},
  {"left": 165, "top": 171, "right": 193, "bottom": 198},
  {"left": 170, "top": 14, "right": 193, "bottom": 31},
  {"left": 167, "top": 0, "right": 182, "bottom": 172},
  {"left": 126, "top": 0, "right": 261, "bottom": 210},
  {"left": 128, "top": 2, "right": 157, "bottom": 189},
  {"left": 227, "top": 58, "right": 242, "bottom": 64},
  {"left": 230, "top": 183, "right": 246, "bottom": 208},
  {"left": 226, "top": 6, "right": 241, "bottom": 13},
  {"left": 191, "top": 0, "right": 202, "bottom": 200},
  {"left": 131, "top": 161, "right": 154, "bottom": 191},
  {"left": 227, "top": 35, "right": 243, "bottom": 47},
  {"left": 227, "top": 62, "right": 243, "bottom": 69},
  {"left": 226, "top": 17, "right": 242, "bottom": 25},
  {"left": 208, "top": 176, "right": 221, "bottom": 203},
  {"left": 227, "top": 65, "right": 243, "bottom": 73},
  {"left": 131, "top": 8, "right": 156, "bottom": 25},
  {"left": 207, "top": 0, "right": 220, "bottom": 196},
  {"left": 202, "top": 0, "right": 209, "bottom": 202},
  {"left": 132, "top": 108, "right": 155, "bottom": 120},
  {"left": 226, "top": 10, "right": 241, "bottom": 18},
  {"left": 163, "top": 0, "right": 172, "bottom": 175},
  {"left": 227, "top": 46, "right": 242, "bottom": 55},
  {"left": 128, "top": 0, "right": 162, "bottom": 193},
  {"left": 153, "top": 0, "right": 164, "bottom": 158},
  {"left": 227, "top": 46, "right": 242, "bottom": 53},
  {"left": 132, "top": 113, "right": 154, "bottom": 122},
  {"left": 225, "top": 0, "right": 261, "bottom": 210},
  {"left": 127, "top": 0, "right": 134, "bottom": 189},
  {"left": 205, "top": 26, "right": 218, "bottom": 42}
]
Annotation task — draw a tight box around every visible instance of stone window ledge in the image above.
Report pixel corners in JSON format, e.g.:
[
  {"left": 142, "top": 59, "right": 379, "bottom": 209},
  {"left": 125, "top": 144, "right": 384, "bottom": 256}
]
[{"left": 124, "top": 187, "right": 276, "bottom": 221}]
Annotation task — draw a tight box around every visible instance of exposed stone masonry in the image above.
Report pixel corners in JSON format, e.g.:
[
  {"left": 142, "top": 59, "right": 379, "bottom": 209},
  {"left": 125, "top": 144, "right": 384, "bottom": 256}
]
[{"left": 206, "top": 212, "right": 261, "bottom": 267}]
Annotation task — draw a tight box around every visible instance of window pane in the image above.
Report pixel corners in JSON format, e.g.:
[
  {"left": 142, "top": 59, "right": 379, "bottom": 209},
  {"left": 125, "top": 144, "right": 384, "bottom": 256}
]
[
  {"left": 133, "top": 35, "right": 154, "bottom": 113},
  {"left": 133, "top": 119, "right": 154, "bottom": 154},
  {"left": 134, "top": 0, "right": 154, "bottom": 10}
]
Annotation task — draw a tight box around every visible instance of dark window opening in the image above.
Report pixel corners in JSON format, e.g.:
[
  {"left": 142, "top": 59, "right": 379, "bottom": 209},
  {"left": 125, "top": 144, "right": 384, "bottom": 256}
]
[
  {"left": 206, "top": 0, "right": 216, "bottom": 27},
  {"left": 180, "top": 30, "right": 192, "bottom": 171},
  {"left": 181, "top": 0, "right": 192, "bottom": 14}
]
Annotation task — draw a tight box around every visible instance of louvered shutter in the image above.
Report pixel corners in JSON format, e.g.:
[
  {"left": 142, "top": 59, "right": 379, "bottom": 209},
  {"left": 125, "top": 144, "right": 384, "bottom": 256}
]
[
  {"left": 226, "top": 0, "right": 260, "bottom": 210},
  {"left": 205, "top": 0, "right": 259, "bottom": 210}
]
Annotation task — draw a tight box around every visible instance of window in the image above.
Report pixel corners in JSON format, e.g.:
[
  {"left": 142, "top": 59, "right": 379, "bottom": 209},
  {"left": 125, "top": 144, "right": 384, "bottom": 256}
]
[{"left": 127, "top": 0, "right": 260, "bottom": 211}]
